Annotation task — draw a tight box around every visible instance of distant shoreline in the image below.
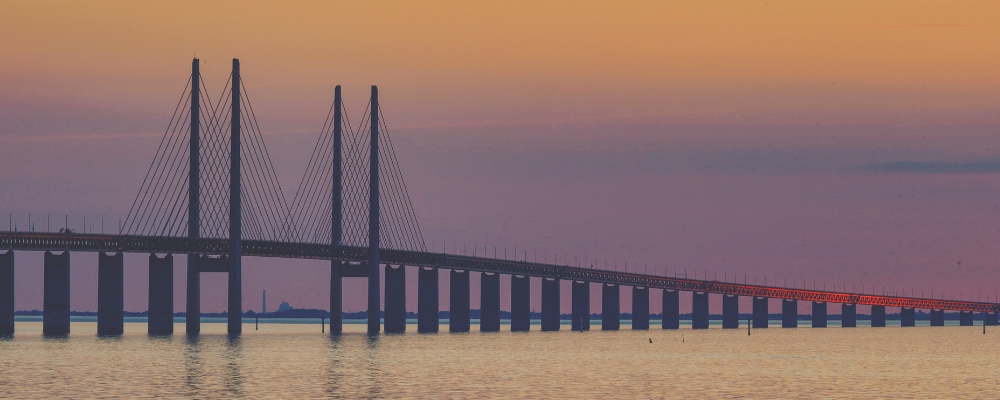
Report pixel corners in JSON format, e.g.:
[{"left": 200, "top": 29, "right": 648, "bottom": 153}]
[{"left": 12, "top": 308, "right": 987, "bottom": 321}]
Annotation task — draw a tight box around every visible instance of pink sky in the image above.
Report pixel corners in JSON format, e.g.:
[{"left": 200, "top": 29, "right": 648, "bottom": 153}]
[{"left": 2, "top": 2, "right": 1000, "bottom": 314}]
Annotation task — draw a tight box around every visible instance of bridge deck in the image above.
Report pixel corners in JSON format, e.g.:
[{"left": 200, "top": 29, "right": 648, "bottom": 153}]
[{"left": 1, "top": 232, "right": 995, "bottom": 313}]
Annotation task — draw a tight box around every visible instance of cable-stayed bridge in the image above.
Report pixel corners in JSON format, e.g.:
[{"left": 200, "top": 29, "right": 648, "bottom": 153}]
[{"left": 0, "top": 59, "right": 996, "bottom": 336}]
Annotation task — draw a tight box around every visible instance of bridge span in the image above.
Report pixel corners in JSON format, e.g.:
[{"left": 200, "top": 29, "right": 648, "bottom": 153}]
[
  {"left": 0, "top": 231, "right": 996, "bottom": 336},
  {"left": 2, "top": 58, "right": 995, "bottom": 336}
]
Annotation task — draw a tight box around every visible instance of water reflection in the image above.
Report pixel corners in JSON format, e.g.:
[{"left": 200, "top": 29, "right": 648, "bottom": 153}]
[
  {"left": 3, "top": 322, "right": 998, "bottom": 397},
  {"left": 224, "top": 335, "right": 244, "bottom": 397},
  {"left": 183, "top": 334, "right": 203, "bottom": 396},
  {"left": 364, "top": 334, "right": 383, "bottom": 398},
  {"left": 325, "top": 335, "right": 343, "bottom": 396},
  {"left": 96, "top": 333, "right": 122, "bottom": 340}
]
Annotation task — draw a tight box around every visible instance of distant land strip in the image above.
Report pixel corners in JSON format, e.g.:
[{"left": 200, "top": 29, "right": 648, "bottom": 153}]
[
  {"left": 12, "top": 309, "right": 988, "bottom": 321},
  {"left": 864, "top": 160, "right": 1000, "bottom": 174}
]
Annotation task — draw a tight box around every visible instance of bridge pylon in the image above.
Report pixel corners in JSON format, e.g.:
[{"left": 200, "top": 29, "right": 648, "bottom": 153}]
[
  {"left": 186, "top": 57, "right": 201, "bottom": 335},
  {"left": 367, "top": 85, "right": 381, "bottom": 335},
  {"left": 228, "top": 58, "right": 243, "bottom": 335}
]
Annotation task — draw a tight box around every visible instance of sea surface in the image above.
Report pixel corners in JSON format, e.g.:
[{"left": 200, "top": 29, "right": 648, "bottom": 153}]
[{"left": 0, "top": 319, "right": 997, "bottom": 398}]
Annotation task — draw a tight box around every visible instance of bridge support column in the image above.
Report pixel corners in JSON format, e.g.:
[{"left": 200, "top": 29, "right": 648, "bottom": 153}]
[
  {"left": 480, "top": 272, "right": 500, "bottom": 332},
  {"left": 148, "top": 254, "right": 174, "bottom": 335},
  {"left": 417, "top": 267, "right": 438, "bottom": 333},
  {"left": 97, "top": 252, "right": 123, "bottom": 335},
  {"left": 781, "top": 299, "right": 797, "bottom": 328},
  {"left": 692, "top": 292, "right": 709, "bottom": 329},
  {"left": 330, "top": 262, "right": 342, "bottom": 334},
  {"left": 752, "top": 297, "right": 768, "bottom": 328},
  {"left": 329, "top": 84, "right": 344, "bottom": 335},
  {"left": 841, "top": 303, "right": 856, "bottom": 328},
  {"left": 901, "top": 307, "right": 915, "bottom": 327},
  {"left": 511, "top": 275, "right": 530, "bottom": 331},
  {"left": 541, "top": 278, "right": 560, "bottom": 331},
  {"left": 0, "top": 251, "right": 12, "bottom": 335},
  {"left": 384, "top": 265, "right": 406, "bottom": 333},
  {"left": 43, "top": 251, "right": 70, "bottom": 335},
  {"left": 722, "top": 295, "right": 738, "bottom": 329},
  {"left": 602, "top": 284, "right": 620, "bottom": 330},
  {"left": 960, "top": 311, "right": 973, "bottom": 326},
  {"left": 811, "top": 302, "right": 827, "bottom": 328},
  {"left": 186, "top": 57, "right": 201, "bottom": 336},
  {"left": 366, "top": 85, "right": 381, "bottom": 336},
  {"left": 571, "top": 281, "right": 590, "bottom": 331},
  {"left": 871, "top": 305, "right": 886, "bottom": 327},
  {"left": 449, "top": 270, "right": 470, "bottom": 332},
  {"left": 186, "top": 259, "right": 199, "bottom": 335},
  {"left": 985, "top": 312, "right": 998, "bottom": 326},
  {"left": 930, "top": 309, "right": 944, "bottom": 326},
  {"left": 662, "top": 289, "right": 679, "bottom": 329},
  {"left": 227, "top": 59, "right": 245, "bottom": 335},
  {"left": 632, "top": 287, "right": 649, "bottom": 330}
]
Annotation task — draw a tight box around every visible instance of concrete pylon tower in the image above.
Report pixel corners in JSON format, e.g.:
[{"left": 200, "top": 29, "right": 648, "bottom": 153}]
[
  {"left": 228, "top": 58, "right": 243, "bottom": 335},
  {"left": 330, "top": 85, "right": 344, "bottom": 334},
  {"left": 186, "top": 57, "right": 201, "bottom": 335},
  {"left": 367, "top": 85, "right": 381, "bottom": 335}
]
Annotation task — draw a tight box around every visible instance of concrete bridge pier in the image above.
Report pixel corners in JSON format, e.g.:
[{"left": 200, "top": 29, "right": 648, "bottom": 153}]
[
  {"left": 541, "top": 278, "right": 560, "bottom": 331},
  {"left": 752, "top": 297, "right": 768, "bottom": 328},
  {"left": 960, "top": 311, "right": 974, "bottom": 326},
  {"left": 571, "top": 281, "right": 590, "bottom": 331},
  {"left": 148, "top": 254, "right": 174, "bottom": 335},
  {"left": 329, "top": 262, "right": 342, "bottom": 334},
  {"left": 901, "top": 307, "right": 915, "bottom": 327},
  {"left": 186, "top": 260, "right": 200, "bottom": 335},
  {"left": 841, "top": 303, "right": 856, "bottom": 328},
  {"left": 632, "top": 287, "right": 649, "bottom": 330},
  {"left": 781, "top": 299, "right": 797, "bottom": 328},
  {"left": 811, "top": 302, "right": 827, "bottom": 328},
  {"left": 871, "top": 305, "right": 886, "bottom": 327},
  {"left": 0, "top": 250, "right": 14, "bottom": 336},
  {"left": 43, "top": 251, "right": 70, "bottom": 335},
  {"left": 510, "top": 275, "right": 530, "bottom": 331},
  {"left": 480, "top": 272, "right": 500, "bottom": 332},
  {"left": 0, "top": 251, "right": 13, "bottom": 335},
  {"left": 417, "top": 267, "right": 438, "bottom": 333},
  {"left": 602, "top": 284, "right": 620, "bottom": 330},
  {"left": 97, "top": 252, "right": 123, "bottom": 335},
  {"left": 449, "top": 270, "right": 470, "bottom": 332},
  {"left": 692, "top": 292, "right": 709, "bottom": 329},
  {"left": 722, "top": 294, "right": 738, "bottom": 329},
  {"left": 930, "top": 309, "right": 944, "bottom": 326},
  {"left": 662, "top": 289, "right": 679, "bottom": 329},
  {"left": 985, "top": 312, "right": 998, "bottom": 326},
  {"left": 384, "top": 265, "right": 406, "bottom": 333}
]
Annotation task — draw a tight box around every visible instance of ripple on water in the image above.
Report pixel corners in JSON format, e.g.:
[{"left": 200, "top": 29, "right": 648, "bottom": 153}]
[{"left": 0, "top": 321, "right": 997, "bottom": 398}]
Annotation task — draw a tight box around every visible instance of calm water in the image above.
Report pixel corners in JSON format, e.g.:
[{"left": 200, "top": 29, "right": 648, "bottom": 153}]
[{"left": 1, "top": 320, "right": 997, "bottom": 398}]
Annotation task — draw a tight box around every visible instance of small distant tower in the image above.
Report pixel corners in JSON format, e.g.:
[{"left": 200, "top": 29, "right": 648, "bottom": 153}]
[{"left": 262, "top": 290, "right": 267, "bottom": 314}]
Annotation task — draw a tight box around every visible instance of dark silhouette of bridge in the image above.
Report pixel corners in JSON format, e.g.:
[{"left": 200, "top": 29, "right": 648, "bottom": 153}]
[{"left": 0, "top": 59, "right": 996, "bottom": 336}]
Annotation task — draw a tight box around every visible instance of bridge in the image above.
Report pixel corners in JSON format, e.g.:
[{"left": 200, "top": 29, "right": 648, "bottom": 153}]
[{"left": 1, "top": 58, "right": 996, "bottom": 336}]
